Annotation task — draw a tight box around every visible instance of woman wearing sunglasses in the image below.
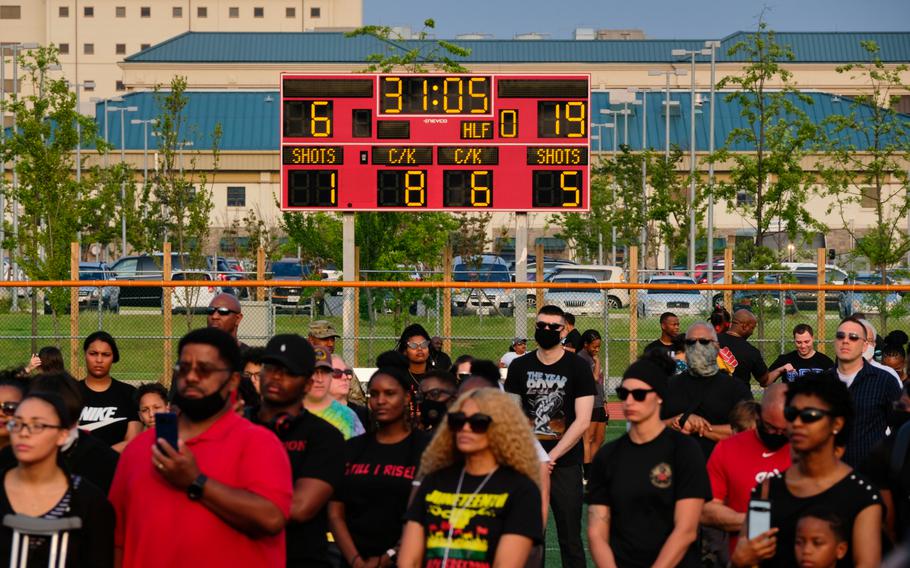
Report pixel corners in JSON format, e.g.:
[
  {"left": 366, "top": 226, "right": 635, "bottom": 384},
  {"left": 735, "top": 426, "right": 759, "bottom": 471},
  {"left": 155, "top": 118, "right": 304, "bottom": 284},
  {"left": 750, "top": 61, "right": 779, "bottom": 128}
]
[
  {"left": 0, "top": 392, "right": 114, "bottom": 567},
  {"left": 587, "top": 355, "right": 710, "bottom": 568},
  {"left": 0, "top": 372, "right": 26, "bottom": 452},
  {"left": 731, "top": 374, "right": 882, "bottom": 568},
  {"left": 399, "top": 388, "right": 543, "bottom": 568},
  {"left": 329, "top": 353, "right": 430, "bottom": 568}
]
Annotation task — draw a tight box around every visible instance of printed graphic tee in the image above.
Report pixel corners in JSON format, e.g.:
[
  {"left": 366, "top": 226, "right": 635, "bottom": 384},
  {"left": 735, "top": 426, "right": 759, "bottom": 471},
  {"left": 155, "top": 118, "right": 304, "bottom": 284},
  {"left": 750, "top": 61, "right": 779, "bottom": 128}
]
[
  {"left": 405, "top": 465, "right": 542, "bottom": 567},
  {"left": 78, "top": 378, "right": 138, "bottom": 446},
  {"left": 311, "top": 400, "right": 366, "bottom": 440},
  {"left": 505, "top": 351, "right": 595, "bottom": 465},
  {"left": 768, "top": 350, "right": 834, "bottom": 382}
]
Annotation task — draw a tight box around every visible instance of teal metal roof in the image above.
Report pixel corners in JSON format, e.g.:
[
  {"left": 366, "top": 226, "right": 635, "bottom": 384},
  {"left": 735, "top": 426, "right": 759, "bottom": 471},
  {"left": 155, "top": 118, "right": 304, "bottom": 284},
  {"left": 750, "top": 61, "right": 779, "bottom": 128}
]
[
  {"left": 125, "top": 31, "right": 910, "bottom": 64},
  {"left": 94, "top": 90, "right": 907, "bottom": 152}
]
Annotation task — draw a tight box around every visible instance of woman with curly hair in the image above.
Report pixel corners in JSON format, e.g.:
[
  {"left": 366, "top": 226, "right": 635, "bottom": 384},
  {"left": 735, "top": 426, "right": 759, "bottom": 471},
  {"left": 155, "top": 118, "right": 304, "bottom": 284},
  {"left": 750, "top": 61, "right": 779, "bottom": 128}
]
[{"left": 399, "top": 388, "right": 543, "bottom": 568}]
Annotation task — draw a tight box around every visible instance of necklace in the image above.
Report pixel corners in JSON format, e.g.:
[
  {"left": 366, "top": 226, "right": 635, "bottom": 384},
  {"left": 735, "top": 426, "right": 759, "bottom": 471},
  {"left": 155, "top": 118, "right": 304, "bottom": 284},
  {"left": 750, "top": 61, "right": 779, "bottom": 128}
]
[{"left": 441, "top": 465, "right": 498, "bottom": 567}]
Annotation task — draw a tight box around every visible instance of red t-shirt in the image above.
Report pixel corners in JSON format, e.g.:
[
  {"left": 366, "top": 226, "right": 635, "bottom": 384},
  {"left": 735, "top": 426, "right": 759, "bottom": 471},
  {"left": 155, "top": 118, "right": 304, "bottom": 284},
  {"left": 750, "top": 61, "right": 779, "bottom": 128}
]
[
  {"left": 706, "top": 429, "right": 792, "bottom": 552},
  {"left": 109, "top": 411, "right": 293, "bottom": 568}
]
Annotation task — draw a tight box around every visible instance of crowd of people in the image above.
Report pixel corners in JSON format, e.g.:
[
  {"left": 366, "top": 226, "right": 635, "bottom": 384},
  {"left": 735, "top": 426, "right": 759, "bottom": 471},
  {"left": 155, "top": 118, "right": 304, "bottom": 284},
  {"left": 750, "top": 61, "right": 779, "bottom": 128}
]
[{"left": 2, "top": 292, "right": 910, "bottom": 567}]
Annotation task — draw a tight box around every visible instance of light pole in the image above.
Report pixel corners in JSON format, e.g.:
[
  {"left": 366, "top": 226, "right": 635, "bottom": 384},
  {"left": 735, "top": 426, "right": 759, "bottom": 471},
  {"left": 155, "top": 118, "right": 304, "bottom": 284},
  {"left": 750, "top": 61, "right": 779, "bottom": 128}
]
[
  {"left": 108, "top": 105, "right": 138, "bottom": 257},
  {"left": 704, "top": 40, "right": 721, "bottom": 286},
  {"left": 648, "top": 69, "right": 687, "bottom": 161},
  {"left": 130, "top": 118, "right": 157, "bottom": 187},
  {"left": 91, "top": 96, "right": 124, "bottom": 166},
  {"left": 69, "top": 81, "right": 95, "bottom": 185},
  {"left": 600, "top": 109, "right": 623, "bottom": 264},
  {"left": 672, "top": 47, "right": 712, "bottom": 276},
  {"left": 630, "top": 88, "right": 651, "bottom": 266}
]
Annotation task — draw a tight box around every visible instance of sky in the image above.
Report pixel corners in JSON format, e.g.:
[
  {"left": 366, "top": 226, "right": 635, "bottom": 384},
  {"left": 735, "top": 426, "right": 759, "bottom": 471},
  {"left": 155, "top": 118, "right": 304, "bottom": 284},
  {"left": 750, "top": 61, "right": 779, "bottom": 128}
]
[{"left": 363, "top": 0, "right": 910, "bottom": 40}]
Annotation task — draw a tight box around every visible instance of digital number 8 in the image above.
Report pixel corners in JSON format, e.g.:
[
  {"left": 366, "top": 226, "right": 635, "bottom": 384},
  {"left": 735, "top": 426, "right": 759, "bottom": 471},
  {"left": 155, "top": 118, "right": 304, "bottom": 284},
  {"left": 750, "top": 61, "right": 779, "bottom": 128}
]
[
  {"left": 470, "top": 171, "right": 491, "bottom": 207},
  {"left": 311, "top": 101, "right": 331, "bottom": 137},
  {"left": 561, "top": 171, "right": 580, "bottom": 207},
  {"left": 405, "top": 171, "right": 425, "bottom": 207}
]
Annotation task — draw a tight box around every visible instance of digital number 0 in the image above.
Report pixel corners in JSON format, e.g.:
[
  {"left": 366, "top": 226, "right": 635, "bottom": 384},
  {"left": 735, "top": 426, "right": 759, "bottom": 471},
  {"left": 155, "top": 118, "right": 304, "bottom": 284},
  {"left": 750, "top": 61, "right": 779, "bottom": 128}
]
[{"left": 444, "top": 78, "right": 463, "bottom": 114}]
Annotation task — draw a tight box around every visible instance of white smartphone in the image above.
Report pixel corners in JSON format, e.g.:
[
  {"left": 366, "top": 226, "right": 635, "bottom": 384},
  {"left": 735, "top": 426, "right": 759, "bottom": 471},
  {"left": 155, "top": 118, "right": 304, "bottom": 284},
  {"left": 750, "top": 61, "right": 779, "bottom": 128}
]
[{"left": 747, "top": 499, "right": 772, "bottom": 540}]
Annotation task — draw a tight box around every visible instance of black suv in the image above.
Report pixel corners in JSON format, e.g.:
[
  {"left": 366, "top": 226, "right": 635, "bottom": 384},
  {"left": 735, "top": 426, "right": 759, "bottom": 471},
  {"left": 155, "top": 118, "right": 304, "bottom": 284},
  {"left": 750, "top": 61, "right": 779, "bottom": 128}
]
[{"left": 109, "top": 254, "right": 237, "bottom": 307}]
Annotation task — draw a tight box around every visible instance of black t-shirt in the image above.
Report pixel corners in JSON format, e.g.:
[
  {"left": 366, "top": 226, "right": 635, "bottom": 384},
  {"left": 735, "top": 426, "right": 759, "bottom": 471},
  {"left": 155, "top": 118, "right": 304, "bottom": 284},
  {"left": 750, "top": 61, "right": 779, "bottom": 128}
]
[
  {"left": 753, "top": 470, "right": 882, "bottom": 568},
  {"left": 77, "top": 378, "right": 138, "bottom": 446},
  {"left": 643, "top": 339, "right": 676, "bottom": 360},
  {"left": 337, "top": 430, "right": 430, "bottom": 557},
  {"left": 586, "top": 428, "right": 710, "bottom": 568},
  {"left": 505, "top": 350, "right": 596, "bottom": 465},
  {"left": 251, "top": 408, "right": 345, "bottom": 567},
  {"left": 660, "top": 370, "right": 753, "bottom": 458},
  {"left": 563, "top": 329, "right": 583, "bottom": 351},
  {"left": 769, "top": 350, "right": 834, "bottom": 382},
  {"left": 405, "top": 465, "right": 542, "bottom": 567},
  {"left": 718, "top": 333, "right": 768, "bottom": 387}
]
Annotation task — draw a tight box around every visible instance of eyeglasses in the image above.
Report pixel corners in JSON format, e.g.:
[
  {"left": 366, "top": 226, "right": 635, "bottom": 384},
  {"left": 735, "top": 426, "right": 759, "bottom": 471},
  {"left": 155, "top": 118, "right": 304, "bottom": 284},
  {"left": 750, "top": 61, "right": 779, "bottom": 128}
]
[
  {"left": 330, "top": 369, "right": 354, "bottom": 379},
  {"left": 7, "top": 420, "right": 64, "bottom": 435},
  {"left": 536, "top": 322, "right": 564, "bottom": 332},
  {"left": 835, "top": 331, "right": 864, "bottom": 342},
  {"left": 447, "top": 412, "right": 493, "bottom": 434},
  {"left": 615, "top": 387, "right": 655, "bottom": 402},
  {"left": 406, "top": 340, "right": 430, "bottom": 350},
  {"left": 241, "top": 371, "right": 260, "bottom": 381},
  {"left": 174, "top": 362, "right": 231, "bottom": 379},
  {"left": 685, "top": 338, "right": 713, "bottom": 346},
  {"left": 206, "top": 306, "right": 240, "bottom": 316},
  {"left": 784, "top": 406, "right": 835, "bottom": 424},
  {"left": 420, "top": 388, "right": 455, "bottom": 402},
  {"left": 1, "top": 401, "right": 19, "bottom": 417}
]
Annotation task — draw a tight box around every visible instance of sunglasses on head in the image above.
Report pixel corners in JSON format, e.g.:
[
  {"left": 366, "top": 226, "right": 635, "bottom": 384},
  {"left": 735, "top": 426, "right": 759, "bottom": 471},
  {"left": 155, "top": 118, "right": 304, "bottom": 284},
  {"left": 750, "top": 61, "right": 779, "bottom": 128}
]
[
  {"left": 685, "top": 338, "right": 713, "bottom": 346},
  {"left": 536, "top": 322, "right": 564, "bottom": 332},
  {"left": 206, "top": 306, "right": 239, "bottom": 316},
  {"left": 406, "top": 340, "right": 430, "bottom": 350},
  {"left": 784, "top": 406, "right": 835, "bottom": 424},
  {"left": 615, "top": 387, "right": 655, "bottom": 402},
  {"left": 835, "top": 331, "right": 864, "bottom": 342},
  {"left": 447, "top": 412, "right": 493, "bottom": 434},
  {"left": 0, "top": 401, "right": 18, "bottom": 417}
]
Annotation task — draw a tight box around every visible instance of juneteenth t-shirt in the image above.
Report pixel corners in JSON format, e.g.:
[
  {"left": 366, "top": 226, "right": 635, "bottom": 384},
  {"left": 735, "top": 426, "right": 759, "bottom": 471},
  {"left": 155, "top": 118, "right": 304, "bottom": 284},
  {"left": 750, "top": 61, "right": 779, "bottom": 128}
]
[{"left": 405, "top": 465, "right": 542, "bottom": 568}]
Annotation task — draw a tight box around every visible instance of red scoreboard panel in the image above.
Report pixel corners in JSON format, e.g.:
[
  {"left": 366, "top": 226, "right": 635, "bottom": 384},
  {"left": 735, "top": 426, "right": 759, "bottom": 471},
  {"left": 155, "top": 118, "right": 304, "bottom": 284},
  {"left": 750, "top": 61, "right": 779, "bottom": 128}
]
[{"left": 280, "top": 73, "right": 590, "bottom": 212}]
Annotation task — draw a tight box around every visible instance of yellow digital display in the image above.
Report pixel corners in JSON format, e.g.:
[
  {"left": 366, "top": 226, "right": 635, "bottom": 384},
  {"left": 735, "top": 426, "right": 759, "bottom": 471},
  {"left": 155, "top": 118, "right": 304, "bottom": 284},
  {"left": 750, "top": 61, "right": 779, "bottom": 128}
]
[
  {"left": 282, "top": 146, "right": 344, "bottom": 165},
  {"left": 371, "top": 147, "right": 434, "bottom": 165},
  {"left": 380, "top": 76, "right": 491, "bottom": 115},
  {"left": 437, "top": 147, "right": 499, "bottom": 166},
  {"left": 526, "top": 147, "right": 588, "bottom": 166},
  {"left": 538, "top": 101, "right": 586, "bottom": 138}
]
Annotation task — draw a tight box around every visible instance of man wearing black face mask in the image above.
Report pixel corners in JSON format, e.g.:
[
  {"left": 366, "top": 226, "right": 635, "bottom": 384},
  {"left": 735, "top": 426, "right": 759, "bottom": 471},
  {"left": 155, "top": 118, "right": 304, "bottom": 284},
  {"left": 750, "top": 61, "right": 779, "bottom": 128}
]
[
  {"left": 109, "top": 328, "right": 293, "bottom": 567},
  {"left": 506, "top": 305, "right": 594, "bottom": 568},
  {"left": 417, "top": 370, "right": 457, "bottom": 430},
  {"left": 701, "top": 383, "right": 792, "bottom": 559}
]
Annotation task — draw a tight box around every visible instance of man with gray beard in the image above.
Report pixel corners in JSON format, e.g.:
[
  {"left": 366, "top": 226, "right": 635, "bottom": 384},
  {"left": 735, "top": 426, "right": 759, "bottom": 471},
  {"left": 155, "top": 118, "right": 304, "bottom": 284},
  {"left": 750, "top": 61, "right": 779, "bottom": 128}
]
[{"left": 660, "top": 322, "right": 753, "bottom": 459}]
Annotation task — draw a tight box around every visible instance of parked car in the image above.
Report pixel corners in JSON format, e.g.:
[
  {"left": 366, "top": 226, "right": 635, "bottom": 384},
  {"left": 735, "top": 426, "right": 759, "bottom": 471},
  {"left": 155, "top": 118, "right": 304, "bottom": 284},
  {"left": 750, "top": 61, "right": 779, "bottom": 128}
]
[
  {"left": 733, "top": 275, "right": 799, "bottom": 315},
  {"left": 638, "top": 276, "right": 708, "bottom": 317},
  {"left": 542, "top": 264, "right": 628, "bottom": 309},
  {"left": 839, "top": 274, "right": 903, "bottom": 318},
  {"left": 781, "top": 263, "right": 848, "bottom": 283},
  {"left": 269, "top": 258, "right": 315, "bottom": 312},
  {"left": 109, "top": 253, "right": 239, "bottom": 307},
  {"left": 544, "top": 273, "right": 607, "bottom": 316},
  {"left": 167, "top": 271, "right": 223, "bottom": 314},
  {"left": 452, "top": 255, "right": 514, "bottom": 317},
  {"left": 43, "top": 263, "right": 120, "bottom": 314},
  {"left": 788, "top": 272, "right": 845, "bottom": 310}
]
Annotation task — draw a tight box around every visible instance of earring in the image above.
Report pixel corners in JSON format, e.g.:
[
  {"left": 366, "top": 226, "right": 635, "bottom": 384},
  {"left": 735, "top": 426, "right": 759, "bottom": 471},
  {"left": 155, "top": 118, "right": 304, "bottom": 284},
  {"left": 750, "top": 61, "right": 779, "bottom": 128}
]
[{"left": 833, "top": 429, "right": 839, "bottom": 434}]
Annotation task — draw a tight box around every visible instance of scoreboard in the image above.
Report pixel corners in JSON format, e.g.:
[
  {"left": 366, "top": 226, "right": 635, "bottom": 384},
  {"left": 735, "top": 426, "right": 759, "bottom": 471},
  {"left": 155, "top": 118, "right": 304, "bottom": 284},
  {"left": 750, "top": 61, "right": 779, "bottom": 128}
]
[{"left": 280, "top": 73, "right": 590, "bottom": 212}]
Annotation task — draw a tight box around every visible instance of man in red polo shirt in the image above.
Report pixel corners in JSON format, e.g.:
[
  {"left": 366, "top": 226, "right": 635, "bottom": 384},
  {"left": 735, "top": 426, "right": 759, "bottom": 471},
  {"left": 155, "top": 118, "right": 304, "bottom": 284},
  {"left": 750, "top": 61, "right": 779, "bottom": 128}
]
[
  {"left": 109, "top": 328, "right": 292, "bottom": 568},
  {"left": 701, "top": 382, "right": 792, "bottom": 558}
]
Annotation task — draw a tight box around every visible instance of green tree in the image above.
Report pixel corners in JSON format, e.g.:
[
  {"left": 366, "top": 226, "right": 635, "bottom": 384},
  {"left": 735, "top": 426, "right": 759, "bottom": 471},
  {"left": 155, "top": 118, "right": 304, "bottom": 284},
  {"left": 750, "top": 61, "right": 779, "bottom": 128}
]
[
  {"left": 0, "top": 46, "right": 102, "bottom": 335},
  {"left": 278, "top": 211, "right": 343, "bottom": 315},
  {"left": 816, "top": 40, "right": 910, "bottom": 331},
  {"left": 346, "top": 19, "right": 470, "bottom": 73}
]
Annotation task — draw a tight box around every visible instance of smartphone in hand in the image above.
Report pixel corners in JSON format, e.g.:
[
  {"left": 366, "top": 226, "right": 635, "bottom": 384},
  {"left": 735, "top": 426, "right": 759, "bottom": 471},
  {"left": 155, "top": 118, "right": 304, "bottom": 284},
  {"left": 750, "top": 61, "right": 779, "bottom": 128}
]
[
  {"left": 747, "top": 499, "right": 772, "bottom": 540},
  {"left": 155, "top": 412, "right": 179, "bottom": 452}
]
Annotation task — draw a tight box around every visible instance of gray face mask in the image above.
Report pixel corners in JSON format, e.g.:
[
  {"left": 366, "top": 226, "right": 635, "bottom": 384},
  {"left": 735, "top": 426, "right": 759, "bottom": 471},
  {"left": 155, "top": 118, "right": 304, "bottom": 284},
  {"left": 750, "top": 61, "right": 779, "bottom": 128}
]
[{"left": 687, "top": 341, "right": 720, "bottom": 376}]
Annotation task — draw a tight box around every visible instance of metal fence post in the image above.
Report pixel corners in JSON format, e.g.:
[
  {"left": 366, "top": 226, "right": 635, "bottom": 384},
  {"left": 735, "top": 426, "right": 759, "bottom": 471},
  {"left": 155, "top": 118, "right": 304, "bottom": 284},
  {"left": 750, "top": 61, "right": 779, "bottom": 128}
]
[
  {"left": 162, "top": 243, "right": 172, "bottom": 387},
  {"left": 724, "top": 237, "right": 734, "bottom": 313},
  {"left": 629, "top": 246, "right": 639, "bottom": 364},
  {"left": 603, "top": 273, "right": 611, "bottom": 393},
  {"left": 353, "top": 247, "right": 360, "bottom": 366},
  {"left": 256, "top": 247, "right": 265, "bottom": 302},
  {"left": 817, "top": 248, "right": 827, "bottom": 354},
  {"left": 70, "top": 242, "right": 81, "bottom": 377},
  {"left": 535, "top": 243, "right": 544, "bottom": 312},
  {"left": 443, "top": 247, "right": 452, "bottom": 355}
]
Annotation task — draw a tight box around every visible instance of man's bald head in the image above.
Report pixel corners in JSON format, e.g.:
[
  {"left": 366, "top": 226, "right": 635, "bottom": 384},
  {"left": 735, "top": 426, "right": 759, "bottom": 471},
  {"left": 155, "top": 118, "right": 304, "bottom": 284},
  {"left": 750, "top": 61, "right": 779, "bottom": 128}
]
[
  {"left": 760, "top": 382, "right": 788, "bottom": 431},
  {"left": 731, "top": 309, "right": 757, "bottom": 338},
  {"left": 207, "top": 293, "right": 243, "bottom": 338}
]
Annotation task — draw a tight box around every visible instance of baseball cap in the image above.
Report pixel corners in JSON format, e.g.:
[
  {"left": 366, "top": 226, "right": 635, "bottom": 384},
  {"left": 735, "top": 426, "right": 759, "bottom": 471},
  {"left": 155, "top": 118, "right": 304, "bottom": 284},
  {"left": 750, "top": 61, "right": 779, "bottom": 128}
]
[
  {"left": 308, "top": 320, "right": 340, "bottom": 339},
  {"left": 512, "top": 337, "right": 527, "bottom": 346},
  {"left": 261, "top": 334, "right": 315, "bottom": 377},
  {"left": 313, "top": 346, "right": 333, "bottom": 370}
]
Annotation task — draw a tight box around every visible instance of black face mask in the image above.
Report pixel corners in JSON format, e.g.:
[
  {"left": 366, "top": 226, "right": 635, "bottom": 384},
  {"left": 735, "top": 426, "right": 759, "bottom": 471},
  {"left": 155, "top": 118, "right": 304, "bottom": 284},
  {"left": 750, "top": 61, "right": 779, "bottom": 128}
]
[
  {"left": 756, "top": 419, "right": 789, "bottom": 451},
  {"left": 419, "top": 399, "right": 449, "bottom": 429},
  {"left": 535, "top": 328, "right": 562, "bottom": 350},
  {"left": 173, "top": 381, "right": 230, "bottom": 422}
]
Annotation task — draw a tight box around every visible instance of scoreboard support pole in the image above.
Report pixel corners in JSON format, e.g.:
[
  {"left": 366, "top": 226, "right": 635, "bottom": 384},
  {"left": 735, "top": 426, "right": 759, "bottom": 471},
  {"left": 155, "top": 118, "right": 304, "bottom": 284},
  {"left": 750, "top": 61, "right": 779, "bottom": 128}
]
[
  {"left": 514, "top": 213, "right": 529, "bottom": 337},
  {"left": 342, "top": 212, "right": 357, "bottom": 365}
]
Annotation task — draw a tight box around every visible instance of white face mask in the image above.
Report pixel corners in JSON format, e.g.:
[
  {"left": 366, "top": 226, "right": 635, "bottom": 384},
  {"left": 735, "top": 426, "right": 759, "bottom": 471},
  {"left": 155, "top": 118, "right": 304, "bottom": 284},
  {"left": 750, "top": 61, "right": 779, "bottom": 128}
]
[{"left": 863, "top": 343, "right": 875, "bottom": 361}]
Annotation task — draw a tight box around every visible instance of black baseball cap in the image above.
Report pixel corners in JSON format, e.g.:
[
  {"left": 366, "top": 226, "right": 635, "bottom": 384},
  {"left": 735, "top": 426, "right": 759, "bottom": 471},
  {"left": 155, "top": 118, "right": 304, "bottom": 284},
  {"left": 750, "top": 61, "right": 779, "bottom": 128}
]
[{"left": 261, "top": 334, "right": 315, "bottom": 377}]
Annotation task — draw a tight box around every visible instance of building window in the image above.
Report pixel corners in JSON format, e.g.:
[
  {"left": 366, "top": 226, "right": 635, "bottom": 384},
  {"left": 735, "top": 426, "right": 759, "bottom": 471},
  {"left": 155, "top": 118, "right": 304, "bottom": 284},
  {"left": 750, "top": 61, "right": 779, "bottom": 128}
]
[
  {"left": 286, "top": 6, "right": 295, "bottom": 17},
  {"left": 860, "top": 187, "right": 880, "bottom": 209},
  {"left": 140, "top": 6, "right": 150, "bottom": 17},
  {"left": 84, "top": 43, "right": 94, "bottom": 55},
  {"left": 58, "top": 43, "right": 69, "bottom": 55},
  {"left": 140, "top": 43, "right": 150, "bottom": 51},
  {"left": 736, "top": 191, "right": 754, "bottom": 206},
  {"left": 115, "top": 6, "right": 125, "bottom": 17},
  {"left": 229, "top": 6, "right": 239, "bottom": 17},
  {"left": 0, "top": 5, "right": 20, "bottom": 19},
  {"left": 227, "top": 187, "right": 246, "bottom": 207},
  {"left": 310, "top": 7, "right": 320, "bottom": 18},
  {"left": 84, "top": 81, "right": 95, "bottom": 92},
  {"left": 197, "top": 6, "right": 207, "bottom": 17},
  {"left": 115, "top": 80, "right": 125, "bottom": 91},
  {"left": 84, "top": 6, "right": 94, "bottom": 17},
  {"left": 59, "top": 6, "right": 69, "bottom": 17},
  {"left": 115, "top": 43, "right": 126, "bottom": 55},
  {"left": 173, "top": 6, "right": 182, "bottom": 17},
  {"left": 254, "top": 7, "right": 264, "bottom": 17}
]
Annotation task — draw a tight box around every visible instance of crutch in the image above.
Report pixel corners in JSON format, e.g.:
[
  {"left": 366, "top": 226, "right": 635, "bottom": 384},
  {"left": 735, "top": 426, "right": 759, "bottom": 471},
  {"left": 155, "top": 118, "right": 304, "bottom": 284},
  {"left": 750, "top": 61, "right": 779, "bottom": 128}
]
[{"left": 3, "top": 514, "right": 82, "bottom": 568}]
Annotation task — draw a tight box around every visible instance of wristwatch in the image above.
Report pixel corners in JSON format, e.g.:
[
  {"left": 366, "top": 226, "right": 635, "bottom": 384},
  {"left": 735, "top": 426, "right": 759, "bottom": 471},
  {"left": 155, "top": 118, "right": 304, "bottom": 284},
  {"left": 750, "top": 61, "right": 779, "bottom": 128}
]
[{"left": 187, "top": 474, "right": 208, "bottom": 501}]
